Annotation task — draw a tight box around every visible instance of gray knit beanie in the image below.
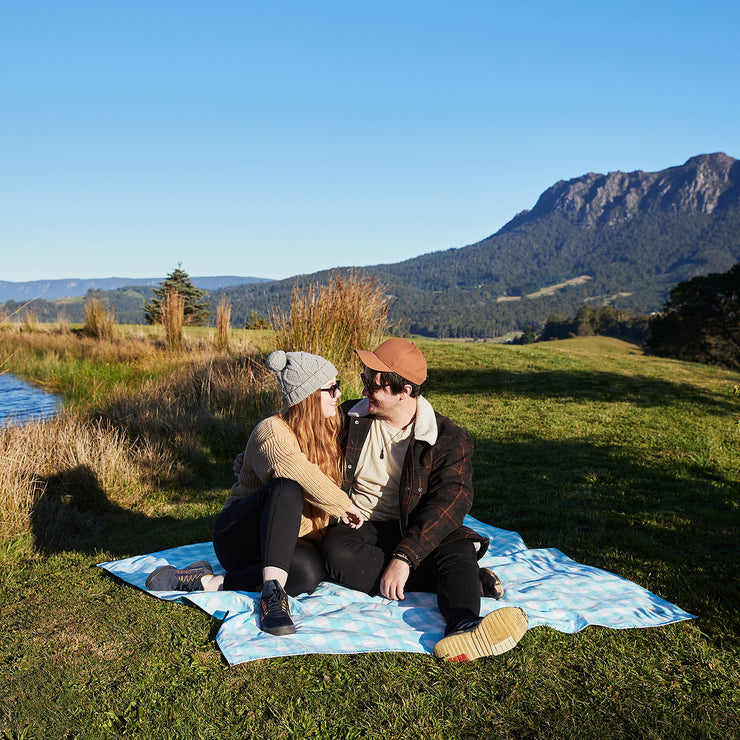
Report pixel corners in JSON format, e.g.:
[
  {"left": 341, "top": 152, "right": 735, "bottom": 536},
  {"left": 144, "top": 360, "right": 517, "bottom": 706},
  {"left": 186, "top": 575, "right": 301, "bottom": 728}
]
[{"left": 265, "top": 350, "right": 338, "bottom": 407}]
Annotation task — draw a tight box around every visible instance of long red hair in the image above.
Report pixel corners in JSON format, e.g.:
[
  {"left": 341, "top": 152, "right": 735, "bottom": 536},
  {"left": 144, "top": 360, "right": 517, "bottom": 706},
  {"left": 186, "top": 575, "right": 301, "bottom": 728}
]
[{"left": 279, "top": 389, "right": 343, "bottom": 486}]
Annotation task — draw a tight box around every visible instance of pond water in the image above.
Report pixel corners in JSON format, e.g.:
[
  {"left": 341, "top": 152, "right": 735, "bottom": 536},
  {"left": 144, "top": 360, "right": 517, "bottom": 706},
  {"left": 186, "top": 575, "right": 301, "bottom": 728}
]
[{"left": 0, "top": 373, "right": 62, "bottom": 426}]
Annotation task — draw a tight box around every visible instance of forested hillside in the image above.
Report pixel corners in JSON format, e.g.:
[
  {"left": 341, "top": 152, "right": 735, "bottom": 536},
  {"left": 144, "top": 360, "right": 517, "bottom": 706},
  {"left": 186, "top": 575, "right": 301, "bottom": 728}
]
[
  {"left": 217, "top": 153, "right": 740, "bottom": 336},
  {"left": 1, "top": 286, "right": 155, "bottom": 326},
  {"left": 5, "top": 153, "right": 739, "bottom": 337}
]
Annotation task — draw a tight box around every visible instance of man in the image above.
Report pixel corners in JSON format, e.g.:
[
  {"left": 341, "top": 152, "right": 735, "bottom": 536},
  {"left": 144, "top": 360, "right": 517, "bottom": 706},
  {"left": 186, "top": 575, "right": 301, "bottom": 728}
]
[{"left": 321, "top": 338, "right": 528, "bottom": 662}]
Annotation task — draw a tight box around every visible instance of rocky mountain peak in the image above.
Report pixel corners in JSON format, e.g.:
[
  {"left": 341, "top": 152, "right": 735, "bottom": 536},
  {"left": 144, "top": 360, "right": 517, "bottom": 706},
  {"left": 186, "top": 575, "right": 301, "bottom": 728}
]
[{"left": 503, "top": 152, "right": 739, "bottom": 230}]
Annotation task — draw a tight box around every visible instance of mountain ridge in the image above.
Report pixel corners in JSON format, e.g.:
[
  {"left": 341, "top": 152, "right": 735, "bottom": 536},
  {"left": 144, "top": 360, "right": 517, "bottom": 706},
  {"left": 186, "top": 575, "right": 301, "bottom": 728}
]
[
  {"left": 221, "top": 152, "right": 738, "bottom": 336},
  {"left": 502, "top": 152, "right": 739, "bottom": 231},
  {"left": 4, "top": 152, "right": 738, "bottom": 337}
]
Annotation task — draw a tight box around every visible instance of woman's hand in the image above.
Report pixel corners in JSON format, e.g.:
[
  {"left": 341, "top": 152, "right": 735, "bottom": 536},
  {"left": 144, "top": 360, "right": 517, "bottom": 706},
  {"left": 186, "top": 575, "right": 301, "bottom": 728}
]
[
  {"left": 340, "top": 502, "right": 364, "bottom": 529},
  {"left": 233, "top": 452, "right": 244, "bottom": 477}
]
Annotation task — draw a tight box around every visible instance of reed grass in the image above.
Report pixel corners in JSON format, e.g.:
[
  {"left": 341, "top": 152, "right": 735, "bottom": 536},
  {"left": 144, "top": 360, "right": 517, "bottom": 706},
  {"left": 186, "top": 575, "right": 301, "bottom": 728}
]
[
  {"left": 271, "top": 270, "right": 389, "bottom": 375},
  {"left": 161, "top": 288, "right": 185, "bottom": 351},
  {"left": 83, "top": 295, "right": 115, "bottom": 340},
  {"left": 215, "top": 295, "right": 231, "bottom": 352},
  {"left": 0, "top": 298, "right": 38, "bottom": 327},
  {"left": 92, "top": 352, "right": 279, "bottom": 462},
  {"left": 55, "top": 311, "right": 70, "bottom": 334},
  {"left": 22, "top": 310, "right": 38, "bottom": 332}
]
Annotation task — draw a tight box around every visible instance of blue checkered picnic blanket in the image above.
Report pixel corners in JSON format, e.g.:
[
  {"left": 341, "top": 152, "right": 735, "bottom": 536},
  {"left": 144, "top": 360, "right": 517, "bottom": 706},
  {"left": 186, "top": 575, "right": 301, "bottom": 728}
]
[{"left": 98, "top": 516, "right": 694, "bottom": 665}]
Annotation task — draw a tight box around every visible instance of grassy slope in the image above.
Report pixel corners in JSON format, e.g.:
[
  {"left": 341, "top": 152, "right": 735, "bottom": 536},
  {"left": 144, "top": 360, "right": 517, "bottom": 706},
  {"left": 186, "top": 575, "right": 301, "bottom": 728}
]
[{"left": 1, "top": 335, "right": 738, "bottom": 739}]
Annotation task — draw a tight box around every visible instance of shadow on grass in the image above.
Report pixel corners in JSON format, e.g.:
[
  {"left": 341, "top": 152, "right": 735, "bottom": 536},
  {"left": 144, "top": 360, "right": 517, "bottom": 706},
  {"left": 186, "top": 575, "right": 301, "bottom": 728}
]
[
  {"left": 24, "top": 357, "right": 273, "bottom": 561},
  {"left": 427, "top": 367, "right": 738, "bottom": 414},
  {"left": 470, "top": 434, "right": 739, "bottom": 636},
  {"left": 30, "top": 464, "right": 218, "bottom": 559}
]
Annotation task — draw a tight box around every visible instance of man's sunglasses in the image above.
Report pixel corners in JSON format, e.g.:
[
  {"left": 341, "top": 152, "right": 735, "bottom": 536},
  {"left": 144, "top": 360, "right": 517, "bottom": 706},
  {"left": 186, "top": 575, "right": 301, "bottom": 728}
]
[
  {"left": 320, "top": 381, "right": 341, "bottom": 398},
  {"left": 360, "top": 373, "right": 388, "bottom": 394}
]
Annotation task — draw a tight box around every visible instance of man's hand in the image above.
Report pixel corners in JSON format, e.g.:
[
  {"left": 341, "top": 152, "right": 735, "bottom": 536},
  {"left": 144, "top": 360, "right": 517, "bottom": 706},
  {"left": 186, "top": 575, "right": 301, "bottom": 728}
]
[
  {"left": 379, "top": 557, "right": 410, "bottom": 601},
  {"left": 340, "top": 503, "right": 364, "bottom": 529},
  {"left": 233, "top": 452, "right": 244, "bottom": 478}
]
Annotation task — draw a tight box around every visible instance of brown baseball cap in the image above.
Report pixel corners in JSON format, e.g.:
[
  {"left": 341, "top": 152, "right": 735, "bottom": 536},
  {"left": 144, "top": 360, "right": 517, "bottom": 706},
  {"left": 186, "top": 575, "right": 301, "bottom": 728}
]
[{"left": 355, "top": 338, "right": 427, "bottom": 385}]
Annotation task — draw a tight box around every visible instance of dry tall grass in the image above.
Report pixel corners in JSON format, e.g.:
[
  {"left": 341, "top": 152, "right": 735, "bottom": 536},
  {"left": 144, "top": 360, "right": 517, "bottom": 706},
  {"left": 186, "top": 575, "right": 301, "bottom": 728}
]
[
  {"left": 0, "top": 349, "right": 278, "bottom": 548},
  {"left": 162, "top": 288, "right": 185, "bottom": 351},
  {"left": 55, "top": 311, "right": 70, "bottom": 334},
  {"left": 96, "top": 352, "right": 277, "bottom": 443},
  {"left": 0, "top": 298, "right": 38, "bottom": 328},
  {"left": 271, "top": 270, "right": 389, "bottom": 372},
  {"left": 23, "top": 311, "right": 39, "bottom": 332},
  {"left": 0, "top": 298, "right": 348, "bottom": 549},
  {"left": 0, "top": 412, "right": 177, "bottom": 543},
  {"left": 215, "top": 295, "right": 231, "bottom": 352},
  {"left": 83, "top": 295, "right": 115, "bottom": 340}
]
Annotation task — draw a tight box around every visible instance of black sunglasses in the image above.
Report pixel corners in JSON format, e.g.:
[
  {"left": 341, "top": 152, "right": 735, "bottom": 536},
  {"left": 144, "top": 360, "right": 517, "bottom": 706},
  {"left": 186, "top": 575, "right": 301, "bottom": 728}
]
[
  {"left": 320, "top": 381, "right": 341, "bottom": 398},
  {"left": 360, "top": 373, "right": 387, "bottom": 394}
]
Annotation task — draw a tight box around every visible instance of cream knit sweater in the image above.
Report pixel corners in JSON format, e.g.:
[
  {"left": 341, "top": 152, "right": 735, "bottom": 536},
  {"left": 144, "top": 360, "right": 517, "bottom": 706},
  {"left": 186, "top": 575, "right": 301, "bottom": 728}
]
[{"left": 223, "top": 415, "right": 352, "bottom": 539}]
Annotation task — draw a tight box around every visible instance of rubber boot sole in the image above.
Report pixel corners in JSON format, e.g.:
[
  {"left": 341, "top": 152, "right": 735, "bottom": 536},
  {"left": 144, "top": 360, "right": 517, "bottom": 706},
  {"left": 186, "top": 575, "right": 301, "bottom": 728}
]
[{"left": 433, "top": 606, "right": 528, "bottom": 662}]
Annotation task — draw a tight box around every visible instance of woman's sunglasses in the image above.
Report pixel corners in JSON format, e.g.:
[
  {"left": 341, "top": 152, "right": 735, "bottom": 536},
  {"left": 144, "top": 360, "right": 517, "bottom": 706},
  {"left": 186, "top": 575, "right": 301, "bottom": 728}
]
[{"left": 320, "top": 381, "right": 341, "bottom": 398}]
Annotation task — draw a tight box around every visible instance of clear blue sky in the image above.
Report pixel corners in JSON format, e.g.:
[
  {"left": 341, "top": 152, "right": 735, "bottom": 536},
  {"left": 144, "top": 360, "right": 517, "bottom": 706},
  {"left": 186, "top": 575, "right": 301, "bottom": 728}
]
[{"left": 2, "top": 1, "right": 738, "bottom": 282}]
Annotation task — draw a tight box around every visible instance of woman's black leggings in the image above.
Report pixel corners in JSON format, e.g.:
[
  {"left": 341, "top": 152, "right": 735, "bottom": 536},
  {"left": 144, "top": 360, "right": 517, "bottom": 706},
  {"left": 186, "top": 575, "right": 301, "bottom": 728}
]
[{"left": 212, "top": 478, "right": 326, "bottom": 596}]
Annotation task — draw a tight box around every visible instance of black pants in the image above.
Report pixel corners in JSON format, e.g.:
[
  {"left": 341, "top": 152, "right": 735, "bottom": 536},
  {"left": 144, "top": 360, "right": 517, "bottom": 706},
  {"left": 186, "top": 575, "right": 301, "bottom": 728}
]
[
  {"left": 212, "top": 478, "right": 326, "bottom": 597},
  {"left": 321, "top": 519, "right": 481, "bottom": 634}
]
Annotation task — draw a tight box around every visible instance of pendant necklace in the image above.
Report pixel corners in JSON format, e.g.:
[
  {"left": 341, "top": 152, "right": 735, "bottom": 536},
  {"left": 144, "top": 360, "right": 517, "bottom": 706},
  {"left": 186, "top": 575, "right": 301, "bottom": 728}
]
[{"left": 379, "top": 423, "right": 410, "bottom": 459}]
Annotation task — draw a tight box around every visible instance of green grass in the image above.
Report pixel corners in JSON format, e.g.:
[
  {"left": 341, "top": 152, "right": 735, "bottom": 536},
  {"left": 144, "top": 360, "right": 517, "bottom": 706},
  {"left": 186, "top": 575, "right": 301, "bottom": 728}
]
[
  {"left": 0, "top": 324, "right": 276, "bottom": 407},
  {"left": 1, "top": 334, "right": 738, "bottom": 739}
]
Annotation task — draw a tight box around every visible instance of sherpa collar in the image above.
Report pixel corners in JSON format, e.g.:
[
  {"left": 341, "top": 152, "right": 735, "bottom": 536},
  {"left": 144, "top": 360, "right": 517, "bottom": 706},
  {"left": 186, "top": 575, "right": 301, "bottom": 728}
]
[{"left": 347, "top": 395, "right": 438, "bottom": 446}]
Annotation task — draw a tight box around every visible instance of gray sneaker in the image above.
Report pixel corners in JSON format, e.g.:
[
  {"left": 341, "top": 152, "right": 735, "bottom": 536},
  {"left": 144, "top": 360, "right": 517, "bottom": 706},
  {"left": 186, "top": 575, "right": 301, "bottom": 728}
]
[{"left": 145, "top": 561, "right": 213, "bottom": 591}]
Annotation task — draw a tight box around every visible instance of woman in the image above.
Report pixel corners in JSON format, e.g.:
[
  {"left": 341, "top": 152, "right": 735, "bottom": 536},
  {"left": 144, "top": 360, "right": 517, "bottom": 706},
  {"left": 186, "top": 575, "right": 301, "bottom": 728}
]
[{"left": 146, "top": 349, "right": 363, "bottom": 636}]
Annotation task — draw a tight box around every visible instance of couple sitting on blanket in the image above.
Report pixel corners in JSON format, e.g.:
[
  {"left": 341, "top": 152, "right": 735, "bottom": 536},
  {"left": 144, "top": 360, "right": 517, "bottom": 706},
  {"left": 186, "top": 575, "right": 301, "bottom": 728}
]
[{"left": 146, "top": 338, "right": 528, "bottom": 662}]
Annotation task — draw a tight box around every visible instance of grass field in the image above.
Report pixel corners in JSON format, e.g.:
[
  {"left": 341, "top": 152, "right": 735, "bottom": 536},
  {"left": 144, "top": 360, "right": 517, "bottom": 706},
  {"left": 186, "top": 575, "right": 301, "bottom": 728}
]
[{"left": 1, "top": 329, "right": 738, "bottom": 739}]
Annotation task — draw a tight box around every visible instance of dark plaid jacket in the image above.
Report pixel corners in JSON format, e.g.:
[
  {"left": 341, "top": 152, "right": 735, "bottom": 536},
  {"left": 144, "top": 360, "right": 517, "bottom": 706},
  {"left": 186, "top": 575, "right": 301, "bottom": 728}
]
[{"left": 339, "top": 398, "right": 489, "bottom": 569}]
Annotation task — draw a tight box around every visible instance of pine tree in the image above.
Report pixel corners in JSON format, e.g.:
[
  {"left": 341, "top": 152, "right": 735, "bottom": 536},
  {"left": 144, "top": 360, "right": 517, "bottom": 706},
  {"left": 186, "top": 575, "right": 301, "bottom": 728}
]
[{"left": 143, "top": 265, "right": 212, "bottom": 326}]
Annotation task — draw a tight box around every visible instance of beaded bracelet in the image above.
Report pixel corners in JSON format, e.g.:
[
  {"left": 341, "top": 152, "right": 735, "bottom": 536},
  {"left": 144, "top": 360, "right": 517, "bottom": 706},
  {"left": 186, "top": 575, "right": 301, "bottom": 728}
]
[{"left": 391, "top": 551, "right": 414, "bottom": 570}]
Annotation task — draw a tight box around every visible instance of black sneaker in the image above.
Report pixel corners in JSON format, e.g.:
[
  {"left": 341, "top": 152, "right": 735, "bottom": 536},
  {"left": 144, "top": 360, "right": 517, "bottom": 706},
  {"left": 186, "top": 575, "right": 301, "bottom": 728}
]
[
  {"left": 479, "top": 567, "right": 505, "bottom": 599},
  {"left": 433, "top": 606, "right": 528, "bottom": 662},
  {"left": 260, "top": 580, "right": 296, "bottom": 636},
  {"left": 145, "top": 561, "right": 213, "bottom": 592}
]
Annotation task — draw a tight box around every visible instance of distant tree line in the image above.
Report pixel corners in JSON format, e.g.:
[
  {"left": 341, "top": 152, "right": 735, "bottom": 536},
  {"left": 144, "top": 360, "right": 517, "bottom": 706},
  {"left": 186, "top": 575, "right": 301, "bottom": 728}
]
[
  {"left": 0, "top": 287, "right": 153, "bottom": 325},
  {"left": 510, "top": 263, "right": 739, "bottom": 370},
  {"left": 536, "top": 305, "right": 651, "bottom": 344}
]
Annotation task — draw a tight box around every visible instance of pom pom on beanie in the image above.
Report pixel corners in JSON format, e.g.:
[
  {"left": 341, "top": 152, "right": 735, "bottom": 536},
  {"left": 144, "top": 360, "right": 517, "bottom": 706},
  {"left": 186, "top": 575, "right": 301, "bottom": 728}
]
[
  {"left": 266, "top": 350, "right": 338, "bottom": 407},
  {"left": 266, "top": 350, "right": 287, "bottom": 374}
]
